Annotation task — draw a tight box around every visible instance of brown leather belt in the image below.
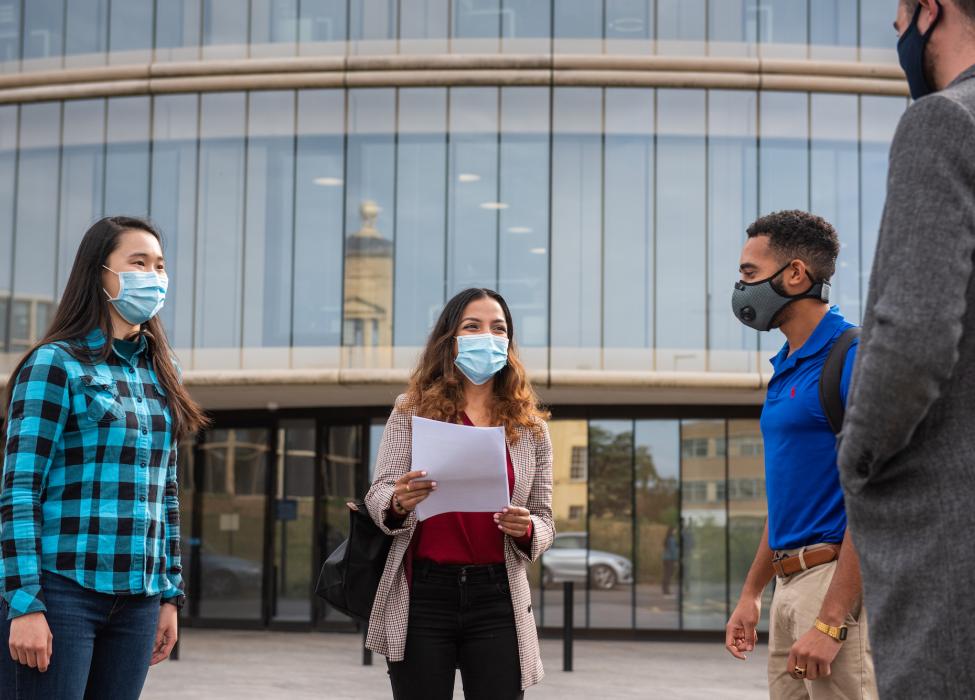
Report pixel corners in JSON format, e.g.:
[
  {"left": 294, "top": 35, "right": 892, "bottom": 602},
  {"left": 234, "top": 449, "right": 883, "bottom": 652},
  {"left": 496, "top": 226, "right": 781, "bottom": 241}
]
[{"left": 772, "top": 545, "right": 840, "bottom": 578}]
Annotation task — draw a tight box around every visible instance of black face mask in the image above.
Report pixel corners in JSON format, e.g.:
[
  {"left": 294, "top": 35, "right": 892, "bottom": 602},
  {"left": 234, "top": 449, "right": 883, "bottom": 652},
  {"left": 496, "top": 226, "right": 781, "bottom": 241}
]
[
  {"left": 731, "top": 264, "right": 831, "bottom": 332},
  {"left": 897, "top": 1, "right": 942, "bottom": 100}
]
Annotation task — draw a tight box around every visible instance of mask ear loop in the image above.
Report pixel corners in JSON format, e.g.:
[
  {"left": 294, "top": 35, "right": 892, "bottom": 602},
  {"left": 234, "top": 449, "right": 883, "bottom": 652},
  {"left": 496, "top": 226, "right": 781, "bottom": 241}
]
[{"left": 102, "top": 265, "right": 123, "bottom": 302}]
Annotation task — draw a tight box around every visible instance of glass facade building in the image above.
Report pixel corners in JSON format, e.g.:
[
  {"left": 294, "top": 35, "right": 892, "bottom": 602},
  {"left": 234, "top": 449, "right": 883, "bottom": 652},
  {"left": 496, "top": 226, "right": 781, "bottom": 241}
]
[{"left": 0, "top": 1, "right": 907, "bottom": 633}]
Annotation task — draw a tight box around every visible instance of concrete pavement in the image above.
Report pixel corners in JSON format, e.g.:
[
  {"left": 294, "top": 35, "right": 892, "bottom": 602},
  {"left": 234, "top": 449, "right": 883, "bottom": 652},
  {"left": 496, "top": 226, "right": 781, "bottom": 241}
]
[{"left": 142, "top": 629, "right": 768, "bottom": 699}]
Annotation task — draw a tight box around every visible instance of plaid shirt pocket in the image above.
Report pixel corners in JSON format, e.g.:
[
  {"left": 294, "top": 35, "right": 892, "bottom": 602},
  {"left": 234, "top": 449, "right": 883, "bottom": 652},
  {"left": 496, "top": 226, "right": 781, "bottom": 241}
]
[{"left": 73, "top": 374, "right": 126, "bottom": 424}]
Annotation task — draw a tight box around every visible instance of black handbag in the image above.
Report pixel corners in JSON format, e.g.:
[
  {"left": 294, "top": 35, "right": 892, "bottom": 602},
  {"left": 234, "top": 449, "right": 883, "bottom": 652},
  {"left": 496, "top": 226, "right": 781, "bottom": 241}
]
[{"left": 316, "top": 499, "right": 393, "bottom": 621}]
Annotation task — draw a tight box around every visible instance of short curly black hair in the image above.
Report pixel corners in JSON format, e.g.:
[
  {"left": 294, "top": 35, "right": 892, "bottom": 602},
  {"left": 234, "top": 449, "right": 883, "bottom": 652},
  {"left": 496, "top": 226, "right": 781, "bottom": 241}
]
[{"left": 746, "top": 210, "right": 840, "bottom": 280}]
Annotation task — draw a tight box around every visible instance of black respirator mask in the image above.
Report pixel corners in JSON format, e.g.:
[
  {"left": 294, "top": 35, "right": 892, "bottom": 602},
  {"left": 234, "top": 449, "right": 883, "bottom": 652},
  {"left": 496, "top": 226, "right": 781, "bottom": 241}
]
[{"left": 732, "top": 263, "right": 831, "bottom": 332}]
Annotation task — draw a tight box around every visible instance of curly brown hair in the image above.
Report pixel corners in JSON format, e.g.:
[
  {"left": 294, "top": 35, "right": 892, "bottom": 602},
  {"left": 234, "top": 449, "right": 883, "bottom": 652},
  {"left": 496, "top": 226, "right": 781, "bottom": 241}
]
[{"left": 401, "top": 288, "right": 549, "bottom": 443}]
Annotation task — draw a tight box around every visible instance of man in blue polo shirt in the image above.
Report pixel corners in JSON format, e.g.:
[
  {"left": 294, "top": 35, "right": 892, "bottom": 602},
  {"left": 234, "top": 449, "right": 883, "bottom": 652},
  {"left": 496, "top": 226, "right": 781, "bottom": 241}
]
[{"left": 724, "top": 211, "right": 877, "bottom": 699}]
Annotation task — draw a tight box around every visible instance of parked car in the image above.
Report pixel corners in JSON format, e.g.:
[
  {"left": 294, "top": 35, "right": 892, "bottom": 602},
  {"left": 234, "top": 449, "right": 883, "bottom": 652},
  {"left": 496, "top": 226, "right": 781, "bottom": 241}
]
[
  {"left": 541, "top": 532, "right": 634, "bottom": 590},
  {"left": 183, "top": 540, "right": 264, "bottom": 598}
]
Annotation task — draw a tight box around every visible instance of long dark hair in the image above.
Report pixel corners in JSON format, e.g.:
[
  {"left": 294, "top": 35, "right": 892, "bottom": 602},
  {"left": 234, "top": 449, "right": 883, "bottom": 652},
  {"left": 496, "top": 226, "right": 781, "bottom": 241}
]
[
  {"left": 3, "top": 216, "right": 208, "bottom": 441},
  {"left": 402, "top": 287, "right": 548, "bottom": 443}
]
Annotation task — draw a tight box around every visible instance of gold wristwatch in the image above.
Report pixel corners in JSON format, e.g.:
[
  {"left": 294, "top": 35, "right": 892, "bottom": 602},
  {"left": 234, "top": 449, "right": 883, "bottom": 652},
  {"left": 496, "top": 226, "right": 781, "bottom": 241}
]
[{"left": 814, "top": 618, "right": 848, "bottom": 642}]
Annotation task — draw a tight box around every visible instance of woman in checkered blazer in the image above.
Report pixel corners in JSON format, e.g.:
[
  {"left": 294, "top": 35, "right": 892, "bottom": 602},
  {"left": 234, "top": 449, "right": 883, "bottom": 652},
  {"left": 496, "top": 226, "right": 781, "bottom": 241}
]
[{"left": 365, "top": 287, "right": 554, "bottom": 699}]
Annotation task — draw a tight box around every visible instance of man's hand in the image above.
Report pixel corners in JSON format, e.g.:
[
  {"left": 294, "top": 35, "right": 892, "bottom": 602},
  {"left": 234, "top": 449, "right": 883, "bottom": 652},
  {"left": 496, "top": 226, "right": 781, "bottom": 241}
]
[
  {"left": 8, "top": 612, "right": 53, "bottom": 672},
  {"left": 726, "top": 595, "right": 761, "bottom": 660},
  {"left": 150, "top": 603, "right": 179, "bottom": 665},
  {"left": 787, "top": 626, "right": 842, "bottom": 680}
]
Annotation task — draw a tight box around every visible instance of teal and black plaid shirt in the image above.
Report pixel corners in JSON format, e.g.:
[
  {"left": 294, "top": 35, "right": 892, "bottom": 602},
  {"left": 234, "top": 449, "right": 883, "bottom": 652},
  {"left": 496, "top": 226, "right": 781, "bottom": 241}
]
[{"left": 1, "top": 329, "right": 183, "bottom": 618}]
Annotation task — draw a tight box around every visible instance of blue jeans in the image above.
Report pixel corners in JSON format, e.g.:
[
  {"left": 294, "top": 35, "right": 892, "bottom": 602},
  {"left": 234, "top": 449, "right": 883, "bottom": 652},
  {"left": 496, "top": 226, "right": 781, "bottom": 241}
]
[{"left": 0, "top": 571, "right": 160, "bottom": 700}]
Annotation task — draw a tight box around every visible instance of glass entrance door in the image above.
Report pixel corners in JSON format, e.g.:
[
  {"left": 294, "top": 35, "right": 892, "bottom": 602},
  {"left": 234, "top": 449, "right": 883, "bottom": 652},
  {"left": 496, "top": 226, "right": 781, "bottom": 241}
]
[{"left": 316, "top": 423, "right": 364, "bottom": 628}]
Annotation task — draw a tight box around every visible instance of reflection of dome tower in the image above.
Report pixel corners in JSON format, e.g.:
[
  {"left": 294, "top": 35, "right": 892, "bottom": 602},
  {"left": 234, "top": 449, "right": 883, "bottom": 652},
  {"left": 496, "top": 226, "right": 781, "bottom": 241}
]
[{"left": 342, "top": 200, "right": 393, "bottom": 348}]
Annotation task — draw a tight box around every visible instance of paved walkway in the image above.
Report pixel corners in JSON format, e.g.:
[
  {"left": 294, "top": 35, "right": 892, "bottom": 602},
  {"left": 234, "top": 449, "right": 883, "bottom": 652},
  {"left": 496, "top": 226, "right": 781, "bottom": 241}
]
[{"left": 142, "top": 629, "right": 768, "bottom": 699}]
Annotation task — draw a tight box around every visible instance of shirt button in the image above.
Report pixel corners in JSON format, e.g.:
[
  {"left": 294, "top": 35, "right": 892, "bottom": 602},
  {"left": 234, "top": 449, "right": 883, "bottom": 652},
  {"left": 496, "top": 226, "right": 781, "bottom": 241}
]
[
  {"left": 141, "top": 427, "right": 148, "bottom": 435},
  {"left": 137, "top": 396, "right": 143, "bottom": 403},
  {"left": 128, "top": 367, "right": 135, "bottom": 374},
  {"left": 140, "top": 496, "right": 146, "bottom": 503},
  {"left": 140, "top": 462, "right": 147, "bottom": 468}
]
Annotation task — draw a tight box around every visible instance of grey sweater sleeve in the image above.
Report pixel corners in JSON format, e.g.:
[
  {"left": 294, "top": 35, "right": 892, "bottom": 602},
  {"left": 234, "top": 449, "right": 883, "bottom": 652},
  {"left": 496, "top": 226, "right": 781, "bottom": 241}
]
[{"left": 839, "top": 94, "right": 975, "bottom": 489}]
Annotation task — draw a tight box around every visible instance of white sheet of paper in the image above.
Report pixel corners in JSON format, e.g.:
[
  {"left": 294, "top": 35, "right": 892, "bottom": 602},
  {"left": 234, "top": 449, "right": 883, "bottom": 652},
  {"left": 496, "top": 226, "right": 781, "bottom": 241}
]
[{"left": 411, "top": 416, "right": 509, "bottom": 522}]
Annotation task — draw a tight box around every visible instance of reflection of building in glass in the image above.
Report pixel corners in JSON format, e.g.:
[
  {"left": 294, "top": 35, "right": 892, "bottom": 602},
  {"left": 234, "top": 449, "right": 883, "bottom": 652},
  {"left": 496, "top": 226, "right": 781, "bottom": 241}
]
[
  {"left": 0, "top": 0, "right": 904, "bottom": 636},
  {"left": 343, "top": 200, "right": 393, "bottom": 349},
  {"left": 1, "top": 292, "right": 55, "bottom": 354}
]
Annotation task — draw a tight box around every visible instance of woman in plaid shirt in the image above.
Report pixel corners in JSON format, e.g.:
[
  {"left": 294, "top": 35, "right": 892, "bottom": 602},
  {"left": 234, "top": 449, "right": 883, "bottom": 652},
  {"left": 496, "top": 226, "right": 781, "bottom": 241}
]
[
  {"left": 366, "top": 288, "right": 555, "bottom": 699},
  {"left": 0, "top": 217, "right": 207, "bottom": 699}
]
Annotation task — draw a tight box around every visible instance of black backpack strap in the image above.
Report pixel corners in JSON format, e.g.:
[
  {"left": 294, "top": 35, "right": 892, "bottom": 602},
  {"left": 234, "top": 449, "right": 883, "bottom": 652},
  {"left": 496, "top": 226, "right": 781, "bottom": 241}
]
[{"left": 819, "top": 327, "right": 861, "bottom": 435}]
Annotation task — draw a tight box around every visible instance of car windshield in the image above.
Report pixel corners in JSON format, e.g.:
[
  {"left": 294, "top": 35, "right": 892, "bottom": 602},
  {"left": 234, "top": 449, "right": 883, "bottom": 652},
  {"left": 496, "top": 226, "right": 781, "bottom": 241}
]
[{"left": 553, "top": 536, "right": 586, "bottom": 549}]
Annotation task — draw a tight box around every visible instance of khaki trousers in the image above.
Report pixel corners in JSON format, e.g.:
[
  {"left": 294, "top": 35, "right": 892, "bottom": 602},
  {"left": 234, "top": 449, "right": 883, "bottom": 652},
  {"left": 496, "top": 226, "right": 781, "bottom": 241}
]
[{"left": 768, "top": 559, "right": 878, "bottom": 700}]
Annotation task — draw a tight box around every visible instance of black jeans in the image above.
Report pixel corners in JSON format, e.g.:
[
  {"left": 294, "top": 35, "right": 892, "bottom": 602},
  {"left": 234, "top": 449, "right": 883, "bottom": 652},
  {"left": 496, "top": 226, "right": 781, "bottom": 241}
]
[{"left": 388, "top": 560, "right": 523, "bottom": 700}]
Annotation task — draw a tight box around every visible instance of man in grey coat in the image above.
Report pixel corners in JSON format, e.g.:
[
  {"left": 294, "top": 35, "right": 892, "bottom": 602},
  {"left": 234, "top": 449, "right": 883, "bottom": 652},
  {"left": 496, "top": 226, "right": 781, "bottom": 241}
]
[{"left": 838, "top": 0, "right": 975, "bottom": 696}]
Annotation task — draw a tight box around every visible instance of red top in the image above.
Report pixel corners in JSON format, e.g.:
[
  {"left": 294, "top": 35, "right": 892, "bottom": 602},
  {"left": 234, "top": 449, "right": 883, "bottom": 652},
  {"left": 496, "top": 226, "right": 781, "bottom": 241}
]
[{"left": 412, "top": 413, "right": 532, "bottom": 565}]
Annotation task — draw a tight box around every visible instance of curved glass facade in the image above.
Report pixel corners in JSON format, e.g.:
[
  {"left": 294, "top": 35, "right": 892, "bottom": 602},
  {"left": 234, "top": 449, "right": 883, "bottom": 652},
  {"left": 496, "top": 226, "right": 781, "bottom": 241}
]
[
  {"left": 0, "top": 87, "right": 906, "bottom": 373},
  {"left": 0, "top": 0, "right": 898, "bottom": 72},
  {"left": 0, "top": 2, "right": 909, "bottom": 634}
]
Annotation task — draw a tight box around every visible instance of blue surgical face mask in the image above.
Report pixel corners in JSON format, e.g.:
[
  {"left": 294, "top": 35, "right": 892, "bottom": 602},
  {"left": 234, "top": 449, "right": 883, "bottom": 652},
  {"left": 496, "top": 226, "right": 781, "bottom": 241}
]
[
  {"left": 454, "top": 333, "right": 509, "bottom": 385},
  {"left": 897, "top": 1, "right": 942, "bottom": 100},
  {"left": 103, "top": 265, "right": 168, "bottom": 325}
]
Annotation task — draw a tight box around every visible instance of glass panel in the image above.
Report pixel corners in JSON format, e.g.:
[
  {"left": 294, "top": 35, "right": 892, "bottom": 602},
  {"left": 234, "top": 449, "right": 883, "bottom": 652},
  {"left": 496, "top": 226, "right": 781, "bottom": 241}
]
[
  {"left": 198, "top": 428, "right": 269, "bottom": 620},
  {"left": 588, "top": 420, "right": 635, "bottom": 629},
  {"left": 605, "top": 0, "right": 654, "bottom": 55},
  {"left": 11, "top": 103, "right": 60, "bottom": 354},
  {"left": 727, "top": 419, "right": 771, "bottom": 632},
  {"left": 343, "top": 89, "right": 395, "bottom": 367},
  {"left": 498, "top": 87, "right": 549, "bottom": 356},
  {"left": 104, "top": 96, "right": 151, "bottom": 217},
  {"left": 0, "top": 0, "right": 21, "bottom": 71},
  {"left": 758, "top": 91, "right": 809, "bottom": 358},
  {"left": 109, "top": 0, "right": 153, "bottom": 64},
  {"left": 657, "top": 0, "right": 706, "bottom": 56},
  {"left": 656, "top": 89, "right": 706, "bottom": 371},
  {"left": 758, "top": 0, "right": 807, "bottom": 59},
  {"left": 708, "top": 0, "right": 758, "bottom": 57},
  {"left": 634, "top": 420, "right": 680, "bottom": 629},
  {"left": 297, "top": 0, "right": 347, "bottom": 56},
  {"left": 203, "top": 0, "right": 249, "bottom": 59},
  {"left": 320, "top": 425, "right": 362, "bottom": 623},
  {"left": 708, "top": 90, "right": 758, "bottom": 372},
  {"left": 541, "top": 420, "right": 589, "bottom": 629},
  {"left": 447, "top": 87, "right": 499, "bottom": 295},
  {"left": 603, "top": 88, "right": 654, "bottom": 370},
  {"left": 22, "top": 0, "right": 64, "bottom": 71},
  {"left": 250, "top": 0, "right": 299, "bottom": 58},
  {"left": 550, "top": 88, "right": 602, "bottom": 370},
  {"left": 501, "top": 0, "right": 550, "bottom": 54},
  {"left": 155, "top": 0, "right": 203, "bottom": 62},
  {"left": 292, "top": 90, "right": 345, "bottom": 366},
  {"left": 810, "top": 0, "right": 857, "bottom": 62},
  {"left": 860, "top": 0, "right": 898, "bottom": 64},
  {"left": 860, "top": 96, "right": 905, "bottom": 299},
  {"left": 242, "top": 91, "right": 296, "bottom": 368},
  {"left": 57, "top": 100, "right": 105, "bottom": 297},
  {"left": 195, "top": 92, "right": 247, "bottom": 368},
  {"left": 393, "top": 88, "right": 447, "bottom": 359},
  {"left": 64, "top": 0, "right": 108, "bottom": 68},
  {"left": 0, "top": 105, "right": 15, "bottom": 357},
  {"left": 151, "top": 94, "right": 200, "bottom": 351},
  {"left": 349, "top": 0, "right": 397, "bottom": 55},
  {"left": 273, "top": 420, "right": 316, "bottom": 622},
  {"left": 811, "top": 94, "right": 860, "bottom": 322},
  {"left": 400, "top": 0, "right": 449, "bottom": 54},
  {"left": 554, "top": 0, "right": 603, "bottom": 54},
  {"left": 453, "top": 0, "right": 501, "bottom": 54},
  {"left": 680, "top": 419, "right": 727, "bottom": 630}
]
